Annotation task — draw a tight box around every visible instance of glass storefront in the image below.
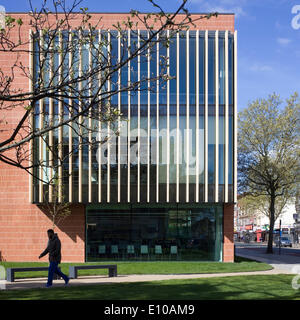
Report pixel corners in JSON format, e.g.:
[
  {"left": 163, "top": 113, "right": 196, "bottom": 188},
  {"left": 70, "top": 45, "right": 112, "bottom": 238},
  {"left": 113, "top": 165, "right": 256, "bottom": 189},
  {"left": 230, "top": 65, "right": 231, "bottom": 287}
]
[{"left": 86, "top": 204, "right": 223, "bottom": 262}]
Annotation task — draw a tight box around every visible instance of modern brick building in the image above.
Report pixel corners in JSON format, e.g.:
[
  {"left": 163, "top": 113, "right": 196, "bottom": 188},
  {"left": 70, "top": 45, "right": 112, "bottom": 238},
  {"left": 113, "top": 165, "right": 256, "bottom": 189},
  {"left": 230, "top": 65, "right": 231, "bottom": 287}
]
[{"left": 0, "top": 12, "right": 237, "bottom": 263}]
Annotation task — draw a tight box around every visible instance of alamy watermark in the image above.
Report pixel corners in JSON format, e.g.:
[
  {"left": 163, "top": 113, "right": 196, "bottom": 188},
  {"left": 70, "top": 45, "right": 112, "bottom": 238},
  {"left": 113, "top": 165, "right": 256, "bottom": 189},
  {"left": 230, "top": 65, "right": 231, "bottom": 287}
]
[
  {"left": 0, "top": 5, "right": 5, "bottom": 29},
  {"left": 95, "top": 127, "right": 205, "bottom": 175},
  {"left": 0, "top": 265, "right": 5, "bottom": 290},
  {"left": 291, "top": 5, "right": 300, "bottom": 29},
  {"left": 291, "top": 265, "right": 300, "bottom": 290}
]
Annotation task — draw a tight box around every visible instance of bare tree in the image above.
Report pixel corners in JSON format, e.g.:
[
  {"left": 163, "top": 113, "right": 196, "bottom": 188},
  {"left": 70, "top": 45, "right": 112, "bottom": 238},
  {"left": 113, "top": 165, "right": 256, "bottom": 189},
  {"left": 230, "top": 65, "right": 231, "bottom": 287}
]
[
  {"left": 42, "top": 176, "right": 71, "bottom": 229},
  {"left": 0, "top": 0, "right": 217, "bottom": 187}
]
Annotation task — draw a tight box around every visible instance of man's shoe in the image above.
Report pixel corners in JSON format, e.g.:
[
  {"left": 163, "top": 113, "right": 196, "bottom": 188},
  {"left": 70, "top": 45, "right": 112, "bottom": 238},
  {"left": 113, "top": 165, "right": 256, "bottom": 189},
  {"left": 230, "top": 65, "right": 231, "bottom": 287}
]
[
  {"left": 65, "top": 277, "right": 70, "bottom": 286},
  {"left": 45, "top": 284, "right": 52, "bottom": 288}
]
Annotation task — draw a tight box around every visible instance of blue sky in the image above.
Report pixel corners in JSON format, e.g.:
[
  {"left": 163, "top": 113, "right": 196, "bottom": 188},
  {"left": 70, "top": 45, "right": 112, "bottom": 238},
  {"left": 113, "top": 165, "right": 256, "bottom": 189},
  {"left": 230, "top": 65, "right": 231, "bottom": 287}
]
[{"left": 0, "top": 0, "right": 299, "bottom": 111}]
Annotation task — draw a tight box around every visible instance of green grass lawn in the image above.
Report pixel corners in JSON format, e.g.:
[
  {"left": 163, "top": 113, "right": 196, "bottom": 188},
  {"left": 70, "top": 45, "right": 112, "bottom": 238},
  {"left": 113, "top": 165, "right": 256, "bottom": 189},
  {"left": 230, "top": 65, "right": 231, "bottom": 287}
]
[
  {"left": 1, "top": 275, "right": 299, "bottom": 300},
  {"left": 0, "top": 256, "right": 272, "bottom": 279}
]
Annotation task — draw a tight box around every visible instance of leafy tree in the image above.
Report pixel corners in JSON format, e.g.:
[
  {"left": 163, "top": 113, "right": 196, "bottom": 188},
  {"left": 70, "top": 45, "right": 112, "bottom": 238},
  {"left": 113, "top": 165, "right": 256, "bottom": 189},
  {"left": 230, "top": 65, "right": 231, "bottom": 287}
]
[
  {"left": 238, "top": 193, "right": 292, "bottom": 234},
  {"left": 238, "top": 93, "right": 300, "bottom": 253}
]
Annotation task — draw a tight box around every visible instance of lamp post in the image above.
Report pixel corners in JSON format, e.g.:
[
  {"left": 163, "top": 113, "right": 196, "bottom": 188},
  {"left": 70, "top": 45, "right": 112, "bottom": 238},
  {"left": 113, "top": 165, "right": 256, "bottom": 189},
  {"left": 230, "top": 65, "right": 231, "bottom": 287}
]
[{"left": 279, "top": 219, "right": 282, "bottom": 255}]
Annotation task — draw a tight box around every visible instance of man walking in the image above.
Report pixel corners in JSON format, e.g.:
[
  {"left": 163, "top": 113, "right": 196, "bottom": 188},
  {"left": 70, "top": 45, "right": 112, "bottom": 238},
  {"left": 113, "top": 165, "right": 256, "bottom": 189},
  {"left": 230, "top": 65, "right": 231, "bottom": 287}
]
[{"left": 39, "top": 229, "right": 70, "bottom": 288}]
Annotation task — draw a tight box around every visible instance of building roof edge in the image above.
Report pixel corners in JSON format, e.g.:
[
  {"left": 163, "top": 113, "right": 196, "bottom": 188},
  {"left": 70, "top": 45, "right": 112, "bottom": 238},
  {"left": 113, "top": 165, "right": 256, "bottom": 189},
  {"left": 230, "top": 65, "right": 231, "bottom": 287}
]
[{"left": 5, "top": 11, "right": 235, "bottom": 15}]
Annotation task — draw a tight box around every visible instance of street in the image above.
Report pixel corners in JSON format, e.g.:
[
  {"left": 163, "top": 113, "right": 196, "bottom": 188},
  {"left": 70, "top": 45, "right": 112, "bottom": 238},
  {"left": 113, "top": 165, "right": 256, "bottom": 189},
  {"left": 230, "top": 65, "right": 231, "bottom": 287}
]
[
  {"left": 236, "top": 241, "right": 300, "bottom": 255},
  {"left": 235, "top": 241, "right": 300, "bottom": 274}
]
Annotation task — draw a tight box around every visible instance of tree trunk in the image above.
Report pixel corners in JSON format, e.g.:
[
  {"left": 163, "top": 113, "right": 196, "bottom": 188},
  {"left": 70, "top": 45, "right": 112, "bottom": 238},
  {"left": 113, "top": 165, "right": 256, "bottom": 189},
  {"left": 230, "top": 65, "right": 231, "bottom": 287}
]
[{"left": 266, "top": 192, "right": 276, "bottom": 254}]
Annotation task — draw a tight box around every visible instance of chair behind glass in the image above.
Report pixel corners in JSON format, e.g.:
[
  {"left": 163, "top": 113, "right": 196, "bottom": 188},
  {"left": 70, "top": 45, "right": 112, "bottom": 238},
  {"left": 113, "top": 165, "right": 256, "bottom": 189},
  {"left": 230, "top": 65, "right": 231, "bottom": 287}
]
[
  {"left": 111, "top": 245, "right": 119, "bottom": 259},
  {"left": 98, "top": 245, "right": 106, "bottom": 256},
  {"left": 155, "top": 245, "right": 162, "bottom": 260},
  {"left": 170, "top": 245, "right": 178, "bottom": 260},
  {"left": 127, "top": 244, "right": 135, "bottom": 259},
  {"left": 140, "top": 245, "right": 149, "bottom": 260}
]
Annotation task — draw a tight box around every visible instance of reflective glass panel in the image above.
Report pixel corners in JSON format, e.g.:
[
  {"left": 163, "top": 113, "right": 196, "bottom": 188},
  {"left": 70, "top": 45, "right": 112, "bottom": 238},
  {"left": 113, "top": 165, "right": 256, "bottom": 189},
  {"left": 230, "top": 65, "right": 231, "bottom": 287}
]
[{"left": 86, "top": 204, "right": 223, "bottom": 262}]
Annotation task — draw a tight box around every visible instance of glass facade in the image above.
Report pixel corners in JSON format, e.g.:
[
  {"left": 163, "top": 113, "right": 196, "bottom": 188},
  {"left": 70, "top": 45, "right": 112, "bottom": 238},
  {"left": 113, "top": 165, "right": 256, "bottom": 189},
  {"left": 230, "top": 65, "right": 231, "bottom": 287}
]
[
  {"left": 86, "top": 204, "right": 223, "bottom": 261},
  {"left": 32, "top": 30, "right": 236, "bottom": 205},
  {"left": 32, "top": 28, "right": 236, "bottom": 262}
]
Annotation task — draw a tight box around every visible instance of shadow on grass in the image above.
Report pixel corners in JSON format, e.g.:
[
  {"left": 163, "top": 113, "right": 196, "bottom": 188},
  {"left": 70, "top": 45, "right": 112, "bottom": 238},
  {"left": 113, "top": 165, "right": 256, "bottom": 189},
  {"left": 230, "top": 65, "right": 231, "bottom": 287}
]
[
  {"left": 234, "top": 256, "right": 259, "bottom": 263},
  {"left": 0, "top": 275, "right": 299, "bottom": 300}
]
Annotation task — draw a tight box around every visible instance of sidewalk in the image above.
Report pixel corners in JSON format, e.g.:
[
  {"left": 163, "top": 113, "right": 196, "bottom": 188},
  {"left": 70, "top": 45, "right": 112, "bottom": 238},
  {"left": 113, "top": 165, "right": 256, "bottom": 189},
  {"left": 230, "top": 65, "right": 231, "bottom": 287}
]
[{"left": 3, "top": 268, "right": 288, "bottom": 291}]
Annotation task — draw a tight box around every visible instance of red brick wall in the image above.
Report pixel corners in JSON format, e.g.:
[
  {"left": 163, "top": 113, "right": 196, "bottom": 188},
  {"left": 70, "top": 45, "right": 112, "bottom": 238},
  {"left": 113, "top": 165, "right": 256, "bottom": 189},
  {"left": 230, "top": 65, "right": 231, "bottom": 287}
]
[
  {"left": 0, "top": 173, "right": 86, "bottom": 262},
  {"left": 6, "top": 12, "right": 234, "bottom": 32},
  {"left": 0, "top": 162, "right": 85, "bottom": 263},
  {"left": 223, "top": 204, "right": 234, "bottom": 262}
]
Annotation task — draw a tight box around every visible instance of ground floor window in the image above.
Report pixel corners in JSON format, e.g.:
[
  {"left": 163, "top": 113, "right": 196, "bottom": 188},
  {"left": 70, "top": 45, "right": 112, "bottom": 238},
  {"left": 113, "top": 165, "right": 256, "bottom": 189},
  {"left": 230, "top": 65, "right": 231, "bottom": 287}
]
[{"left": 86, "top": 204, "right": 223, "bottom": 262}]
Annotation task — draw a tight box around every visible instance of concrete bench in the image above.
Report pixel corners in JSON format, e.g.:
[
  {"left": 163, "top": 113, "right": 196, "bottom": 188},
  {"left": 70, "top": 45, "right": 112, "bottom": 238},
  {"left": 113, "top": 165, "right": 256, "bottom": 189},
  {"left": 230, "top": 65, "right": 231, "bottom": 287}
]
[
  {"left": 69, "top": 264, "right": 117, "bottom": 279},
  {"left": 6, "top": 267, "right": 61, "bottom": 282}
]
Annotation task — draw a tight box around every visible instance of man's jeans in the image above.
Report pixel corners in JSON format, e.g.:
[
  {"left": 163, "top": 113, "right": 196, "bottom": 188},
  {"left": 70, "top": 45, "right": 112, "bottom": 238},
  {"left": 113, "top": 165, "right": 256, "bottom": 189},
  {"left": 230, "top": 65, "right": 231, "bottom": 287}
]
[{"left": 47, "top": 261, "right": 69, "bottom": 286}]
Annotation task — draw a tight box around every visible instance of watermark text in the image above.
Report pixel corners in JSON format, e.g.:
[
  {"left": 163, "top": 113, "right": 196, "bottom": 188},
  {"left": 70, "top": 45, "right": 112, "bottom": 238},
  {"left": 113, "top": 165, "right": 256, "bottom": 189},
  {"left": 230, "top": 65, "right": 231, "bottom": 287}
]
[
  {"left": 292, "top": 5, "right": 300, "bottom": 30},
  {"left": 0, "top": 266, "right": 6, "bottom": 290}
]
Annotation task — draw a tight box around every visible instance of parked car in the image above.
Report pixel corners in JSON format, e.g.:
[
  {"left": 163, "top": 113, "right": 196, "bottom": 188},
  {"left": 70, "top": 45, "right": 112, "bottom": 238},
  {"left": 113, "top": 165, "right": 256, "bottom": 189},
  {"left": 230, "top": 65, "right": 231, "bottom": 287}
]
[{"left": 275, "top": 237, "right": 292, "bottom": 247}]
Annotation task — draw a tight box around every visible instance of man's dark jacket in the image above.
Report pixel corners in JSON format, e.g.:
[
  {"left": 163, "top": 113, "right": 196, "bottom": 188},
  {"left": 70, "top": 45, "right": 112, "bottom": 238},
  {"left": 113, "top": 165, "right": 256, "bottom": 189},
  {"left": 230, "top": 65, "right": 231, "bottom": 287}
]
[{"left": 40, "top": 233, "right": 62, "bottom": 263}]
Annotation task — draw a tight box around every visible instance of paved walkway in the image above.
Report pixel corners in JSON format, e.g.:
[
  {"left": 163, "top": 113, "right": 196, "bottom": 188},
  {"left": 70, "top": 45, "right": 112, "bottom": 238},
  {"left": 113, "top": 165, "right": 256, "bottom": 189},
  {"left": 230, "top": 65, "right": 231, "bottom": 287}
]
[
  {"left": 3, "top": 269, "right": 286, "bottom": 291},
  {"left": 2, "top": 243, "right": 300, "bottom": 291}
]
